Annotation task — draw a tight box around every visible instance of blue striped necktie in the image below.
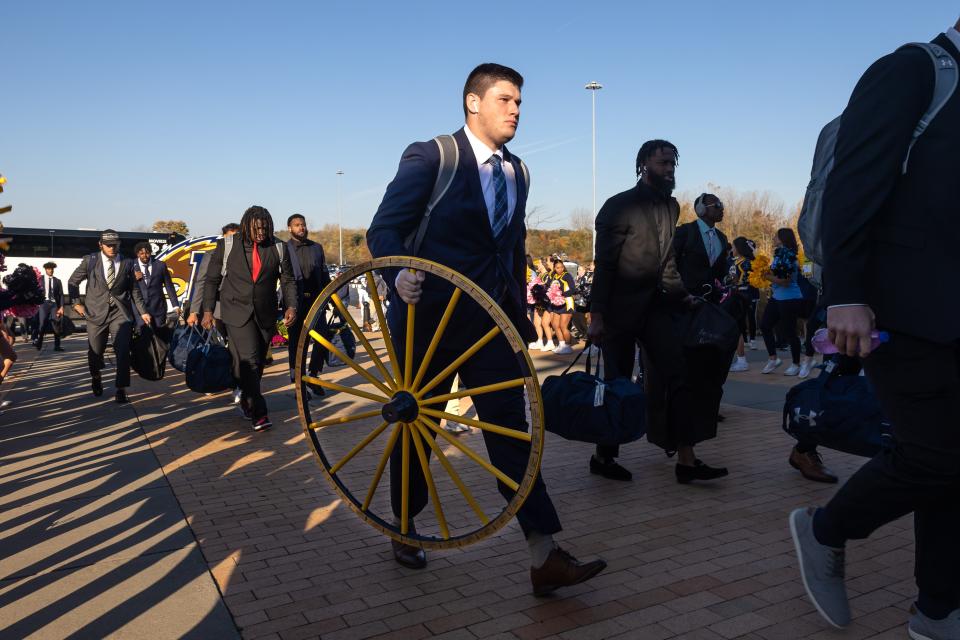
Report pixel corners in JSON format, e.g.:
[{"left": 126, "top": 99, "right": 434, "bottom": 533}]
[{"left": 488, "top": 154, "right": 509, "bottom": 238}]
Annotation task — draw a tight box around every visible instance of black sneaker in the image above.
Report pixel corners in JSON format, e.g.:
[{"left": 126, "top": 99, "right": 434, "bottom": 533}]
[
  {"left": 91, "top": 375, "right": 104, "bottom": 397},
  {"left": 115, "top": 389, "right": 129, "bottom": 404},
  {"left": 676, "top": 459, "right": 728, "bottom": 484},
  {"left": 252, "top": 416, "right": 272, "bottom": 432},
  {"left": 589, "top": 455, "right": 633, "bottom": 481},
  {"left": 238, "top": 396, "right": 253, "bottom": 420}
]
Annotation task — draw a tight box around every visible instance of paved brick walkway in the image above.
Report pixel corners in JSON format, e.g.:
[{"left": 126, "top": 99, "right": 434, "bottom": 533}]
[{"left": 1, "top": 332, "right": 917, "bottom": 639}]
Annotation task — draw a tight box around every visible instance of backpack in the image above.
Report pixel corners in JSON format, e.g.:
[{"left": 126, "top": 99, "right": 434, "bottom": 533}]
[
  {"left": 798, "top": 43, "right": 958, "bottom": 265},
  {"left": 403, "top": 134, "right": 531, "bottom": 255},
  {"left": 220, "top": 234, "right": 285, "bottom": 281}
]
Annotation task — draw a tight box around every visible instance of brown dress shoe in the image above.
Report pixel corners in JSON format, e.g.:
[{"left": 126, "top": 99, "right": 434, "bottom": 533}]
[
  {"left": 789, "top": 446, "right": 838, "bottom": 483},
  {"left": 530, "top": 547, "right": 607, "bottom": 596},
  {"left": 391, "top": 540, "right": 426, "bottom": 569}
]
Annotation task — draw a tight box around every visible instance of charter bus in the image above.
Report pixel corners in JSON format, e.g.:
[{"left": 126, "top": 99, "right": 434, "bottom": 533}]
[{"left": 3, "top": 227, "right": 186, "bottom": 304}]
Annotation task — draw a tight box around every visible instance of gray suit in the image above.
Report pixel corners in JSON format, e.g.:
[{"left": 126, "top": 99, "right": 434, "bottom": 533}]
[{"left": 69, "top": 252, "right": 147, "bottom": 388}]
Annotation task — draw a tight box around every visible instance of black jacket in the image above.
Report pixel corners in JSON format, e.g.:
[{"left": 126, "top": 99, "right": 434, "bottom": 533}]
[
  {"left": 822, "top": 32, "right": 960, "bottom": 343},
  {"left": 673, "top": 220, "right": 730, "bottom": 297},
  {"left": 202, "top": 237, "right": 297, "bottom": 329},
  {"left": 287, "top": 238, "right": 331, "bottom": 306},
  {"left": 590, "top": 182, "right": 686, "bottom": 325},
  {"left": 42, "top": 275, "right": 64, "bottom": 308}
]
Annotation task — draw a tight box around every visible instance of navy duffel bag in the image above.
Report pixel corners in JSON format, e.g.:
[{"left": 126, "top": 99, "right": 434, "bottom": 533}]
[
  {"left": 541, "top": 345, "right": 646, "bottom": 446},
  {"left": 783, "top": 361, "right": 893, "bottom": 457}
]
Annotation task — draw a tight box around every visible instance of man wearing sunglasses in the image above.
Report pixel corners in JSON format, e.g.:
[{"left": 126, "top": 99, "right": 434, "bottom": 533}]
[
  {"left": 69, "top": 229, "right": 150, "bottom": 403},
  {"left": 673, "top": 193, "right": 731, "bottom": 301}
]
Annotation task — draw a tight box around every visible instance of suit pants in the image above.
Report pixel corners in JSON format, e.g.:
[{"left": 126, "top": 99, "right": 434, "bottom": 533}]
[
  {"left": 286, "top": 313, "right": 324, "bottom": 377},
  {"left": 34, "top": 301, "right": 61, "bottom": 349},
  {"left": 389, "top": 331, "right": 562, "bottom": 537},
  {"left": 823, "top": 333, "right": 960, "bottom": 611},
  {"left": 226, "top": 318, "right": 274, "bottom": 419},
  {"left": 87, "top": 303, "right": 133, "bottom": 388},
  {"left": 597, "top": 301, "right": 696, "bottom": 458}
]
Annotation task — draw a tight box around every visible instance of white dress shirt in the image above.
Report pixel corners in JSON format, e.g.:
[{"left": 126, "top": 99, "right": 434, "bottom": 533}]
[
  {"left": 463, "top": 124, "right": 517, "bottom": 230},
  {"left": 139, "top": 259, "right": 152, "bottom": 283},
  {"left": 44, "top": 275, "right": 56, "bottom": 302},
  {"left": 100, "top": 253, "right": 122, "bottom": 285}
]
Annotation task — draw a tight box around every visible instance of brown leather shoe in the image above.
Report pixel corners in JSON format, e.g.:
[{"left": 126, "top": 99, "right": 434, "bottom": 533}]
[
  {"left": 391, "top": 540, "right": 426, "bottom": 569},
  {"left": 530, "top": 547, "right": 607, "bottom": 596},
  {"left": 789, "top": 446, "right": 838, "bottom": 483}
]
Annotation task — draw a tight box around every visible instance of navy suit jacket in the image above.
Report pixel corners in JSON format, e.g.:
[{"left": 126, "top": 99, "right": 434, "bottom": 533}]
[
  {"left": 367, "top": 127, "right": 534, "bottom": 346},
  {"left": 134, "top": 258, "right": 179, "bottom": 326}
]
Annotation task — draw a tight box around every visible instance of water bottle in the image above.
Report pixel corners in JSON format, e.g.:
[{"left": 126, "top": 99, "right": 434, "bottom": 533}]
[{"left": 811, "top": 327, "right": 889, "bottom": 355}]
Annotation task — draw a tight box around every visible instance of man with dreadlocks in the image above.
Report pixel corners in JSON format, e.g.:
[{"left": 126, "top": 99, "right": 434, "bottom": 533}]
[
  {"left": 589, "top": 140, "right": 729, "bottom": 484},
  {"left": 202, "top": 206, "right": 297, "bottom": 431}
]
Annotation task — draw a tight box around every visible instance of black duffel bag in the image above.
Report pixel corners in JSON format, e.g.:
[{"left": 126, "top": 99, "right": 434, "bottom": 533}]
[
  {"left": 783, "top": 360, "right": 893, "bottom": 457},
  {"left": 541, "top": 344, "right": 646, "bottom": 446},
  {"left": 51, "top": 315, "right": 77, "bottom": 338},
  {"left": 131, "top": 324, "right": 169, "bottom": 381},
  {"left": 185, "top": 329, "right": 235, "bottom": 393},
  {"left": 681, "top": 299, "right": 740, "bottom": 353}
]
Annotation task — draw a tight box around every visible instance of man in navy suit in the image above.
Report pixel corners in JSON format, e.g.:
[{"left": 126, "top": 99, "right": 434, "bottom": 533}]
[
  {"left": 33, "top": 261, "right": 65, "bottom": 351},
  {"left": 367, "top": 63, "right": 606, "bottom": 595},
  {"left": 133, "top": 242, "right": 181, "bottom": 332}
]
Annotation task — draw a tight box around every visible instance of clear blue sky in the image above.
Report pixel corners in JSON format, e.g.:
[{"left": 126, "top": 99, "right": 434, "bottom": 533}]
[{"left": 2, "top": 1, "right": 954, "bottom": 236}]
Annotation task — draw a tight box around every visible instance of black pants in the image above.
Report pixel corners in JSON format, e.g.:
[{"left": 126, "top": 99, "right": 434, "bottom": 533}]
[
  {"left": 226, "top": 318, "right": 274, "bottom": 419},
  {"left": 746, "top": 299, "right": 758, "bottom": 341},
  {"left": 761, "top": 298, "right": 802, "bottom": 364},
  {"left": 597, "top": 302, "right": 697, "bottom": 458},
  {"left": 389, "top": 330, "right": 562, "bottom": 538},
  {"left": 571, "top": 308, "right": 589, "bottom": 338},
  {"left": 86, "top": 304, "right": 133, "bottom": 388},
  {"left": 286, "top": 314, "right": 324, "bottom": 377},
  {"left": 33, "top": 301, "right": 61, "bottom": 349},
  {"left": 822, "top": 333, "right": 960, "bottom": 613}
]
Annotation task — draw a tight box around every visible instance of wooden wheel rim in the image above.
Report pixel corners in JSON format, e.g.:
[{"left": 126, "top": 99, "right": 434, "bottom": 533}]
[{"left": 295, "top": 256, "right": 545, "bottom": 550}]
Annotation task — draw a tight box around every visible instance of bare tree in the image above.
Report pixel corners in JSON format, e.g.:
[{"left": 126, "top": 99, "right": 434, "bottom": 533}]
[
  {"left": 525, "top": 205, "right": 560, "bottom": 230},
  {"left": 569, "top": 207, "right": 593, "bottom": 231}
]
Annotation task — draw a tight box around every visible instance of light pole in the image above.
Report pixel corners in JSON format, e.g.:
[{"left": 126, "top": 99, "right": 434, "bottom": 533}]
[
  {"left": 585, "top": 81, "right": 602, "bottom": 260},
  {"left": 336, "top": 169, "right": 344, "bottom": 266}
]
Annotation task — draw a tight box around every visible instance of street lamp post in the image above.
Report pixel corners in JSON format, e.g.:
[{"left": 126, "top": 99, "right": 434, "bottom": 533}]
[
  {"left": 336, "top": 169, "right": 344, "bottom": 266},
  {"left": 584, "top": 81, "right": 602, "bottom": 260}
]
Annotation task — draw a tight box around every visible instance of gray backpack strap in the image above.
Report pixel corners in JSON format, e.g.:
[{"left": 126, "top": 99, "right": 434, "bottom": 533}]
[
  {"left": 518, "top": 158, "right": 530, "bottom": 196},
  {"left": 405, "top": 134, "right": 459, "bottom": 255},
  {"left": 220, "top": 234, "right": 234, "bottom": 279},
  {"left": 275, "top": 240, "right": 284, "bottom": 271},
  {"left": 900, "top": 42, "right": 958, "bottom": 173}
]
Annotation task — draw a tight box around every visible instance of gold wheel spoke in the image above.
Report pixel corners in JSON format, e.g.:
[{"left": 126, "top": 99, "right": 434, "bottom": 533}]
[
  {"left": 310, "top": 408, "right": 383, "bottom": 430},
  {"left": 362, "top": 423, "right": 402, "bottom": 511},
  {"left": 367, "top": 272, "right": 402, "bottom": 383},
  {"left": 303, "top": 376, "right": 389, "bottom": 404},
  {"left": 409, "top": 421, "right": 450, "bottom": 539},
  {"left": 404, "top": 300, "right": 415, "bottom": 389},
  {"left": 420, "top": 408, "right": 531, "bottom": 442},
  {"left": 308, "top": 330, "right": 393, "bottom": 396},
  {"left": 330, "top": 293, "right": 398, "bottom": 391},
  {"left": 411, "top": 289, "right": 461, "bottom": 392},
  {"left": 419, "top": 378, "right": 525, "bottom": 406},
  {"left": 400, "top": 423, "right": 411, "bottom": 535},
  {"left": 419, "top": 415, "right": 519, "bottom": 492},
  {"left": 416, "top": 326, "right": 502, "bottom": 399},
  {"left": 329, "top": 421, "right": 389, "bottom": 475},
  {"left": 413, "top": 420, "right": 488, "bottom": 526}
]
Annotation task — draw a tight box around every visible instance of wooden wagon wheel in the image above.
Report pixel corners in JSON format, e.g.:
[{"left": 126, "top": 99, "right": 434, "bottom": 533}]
[{"left": 294, "top": 257, "right": 545, "bottom": 550}]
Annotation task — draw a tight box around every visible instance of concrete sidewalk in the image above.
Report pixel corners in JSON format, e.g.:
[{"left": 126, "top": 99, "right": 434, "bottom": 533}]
[
  {"left": 1, "top": 333, "right": 916, "bottom": 640},
  {"left": 0, "top": 335, "right": 239, "bottom": 640}
]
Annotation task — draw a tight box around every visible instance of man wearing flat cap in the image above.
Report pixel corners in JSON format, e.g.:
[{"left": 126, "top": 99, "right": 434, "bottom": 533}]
[
  {"left": 32, "top": 261, "right": 65, "bottom": 352},
  {"left": 69, "top": 229, "right": 150, "bottom": 403}
]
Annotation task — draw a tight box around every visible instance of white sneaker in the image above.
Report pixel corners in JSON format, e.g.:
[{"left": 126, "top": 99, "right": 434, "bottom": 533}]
[
  {"left": 232, "top": 388, "right": 243, "bottom": 404},
  {"left": 784, "top": 364, "right": 801, "bottom": 376},
  {"left": 799, "top": 359, "right": 814, "bottom": 378},
  {"left": 540, "top": 342, "right": 555, "bottom": 352},
  {"left": 528, "top": 341, "right": 542, "bottom": 350},
  {"left": 729, "top": 358, "right": 749, "bottom": 372},
  {"left": 761, "top": 359, "right": 782, "bottom": 374},
  {"left": 553, "top": 343, "right": 573, "bottom": 355},
  {"left": 443, "top": 421, "right": 470, "bottom": 434},
  {"left": 748, "top": 339, "right": 759, "bottom": 350}
]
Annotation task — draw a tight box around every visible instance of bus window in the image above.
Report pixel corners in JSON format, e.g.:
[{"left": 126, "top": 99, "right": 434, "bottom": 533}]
[
  {"left": 9, "top": 235, "right": 53, "bottom": 258},
  {"left": 51, "top": 235, "right": 100, "bottom": 259}
]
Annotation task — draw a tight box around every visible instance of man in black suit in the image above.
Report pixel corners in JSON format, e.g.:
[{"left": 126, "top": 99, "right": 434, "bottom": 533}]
[
  {"left": 33, "top": 261, "right": 65, "bottom": 352},
  {"left": 790, "top": 22, "right": 960, "bottom": 637},
  {"left": 589, "top": 141, "right": 728, "bottom": 484},
  {"left": 673, "top": 193, "right": 730, "bottom": 300},
  {"left": 284, "top": 213, "right": 330, "bottom": 393},
  {"left": 367, "top": 63, "right": 606, "bottom": 595},
  {"left": 202, "top": 206, "right": 297, "bottom": 431},
  {"left": 133, "top": 241, "right": 181, "bottom": 333},
  {"left": 69, "top": 229, "right": 150, "bottom": 403}
]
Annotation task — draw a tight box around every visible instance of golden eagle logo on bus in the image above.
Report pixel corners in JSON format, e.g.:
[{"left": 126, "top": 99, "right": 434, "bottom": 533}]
[{"left": 157, "top": 235, "right": 219, "bottom": 303}]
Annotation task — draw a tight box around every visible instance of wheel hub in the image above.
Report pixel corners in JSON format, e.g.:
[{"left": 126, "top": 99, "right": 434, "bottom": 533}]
[{"left": 382, "top": 390, "right": 419, "bottom": 424}]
